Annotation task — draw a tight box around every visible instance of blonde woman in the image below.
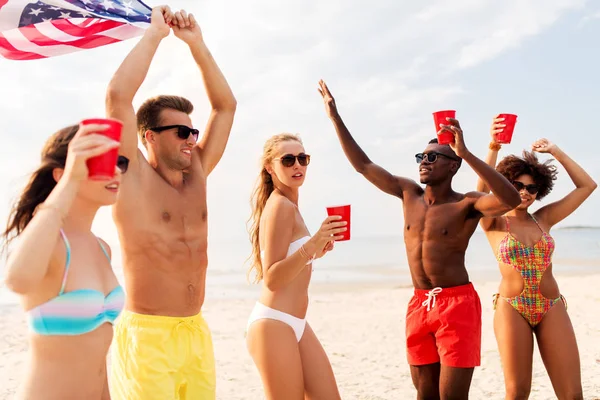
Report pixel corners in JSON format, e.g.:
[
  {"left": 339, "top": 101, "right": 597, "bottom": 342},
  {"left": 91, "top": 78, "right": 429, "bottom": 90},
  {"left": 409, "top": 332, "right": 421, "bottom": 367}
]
[{"left": 246, "top": 133, "right": 347, "bottom": 400}]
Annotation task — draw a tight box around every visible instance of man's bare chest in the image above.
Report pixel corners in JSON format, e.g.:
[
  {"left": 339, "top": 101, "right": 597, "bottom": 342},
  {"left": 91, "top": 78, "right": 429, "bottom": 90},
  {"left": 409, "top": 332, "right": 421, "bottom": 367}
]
[
  {"left": 117, "top": 176, "right": 208, "bottom": 231},
  {"left": 403, "top": 198, "right": 474, "bottom": 240}
]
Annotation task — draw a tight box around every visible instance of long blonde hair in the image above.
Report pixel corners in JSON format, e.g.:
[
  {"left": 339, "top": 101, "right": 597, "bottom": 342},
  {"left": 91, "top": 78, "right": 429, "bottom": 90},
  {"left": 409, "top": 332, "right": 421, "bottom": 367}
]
[{"left": 247, "top": 133, "right": 303, "bottom": 283}]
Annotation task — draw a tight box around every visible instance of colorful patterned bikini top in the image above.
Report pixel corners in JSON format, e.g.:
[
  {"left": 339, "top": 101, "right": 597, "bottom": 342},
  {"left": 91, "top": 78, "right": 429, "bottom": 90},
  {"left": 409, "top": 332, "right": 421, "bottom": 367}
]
[
  {"left": 496, "top": 214, "right": 555, "bottom": 273},
  {"left": 27, "top": 230, "right": 125, "bottom": 336}
]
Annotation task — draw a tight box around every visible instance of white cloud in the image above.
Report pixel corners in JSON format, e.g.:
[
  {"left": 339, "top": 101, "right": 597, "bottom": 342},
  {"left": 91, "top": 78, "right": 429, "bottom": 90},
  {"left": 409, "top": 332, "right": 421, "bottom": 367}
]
[
  {"left": 454, "top": 0, "right": 587, "bottom": 69},
  {"left": 578, "top": 10, "right": 600, "bottom": 26}
]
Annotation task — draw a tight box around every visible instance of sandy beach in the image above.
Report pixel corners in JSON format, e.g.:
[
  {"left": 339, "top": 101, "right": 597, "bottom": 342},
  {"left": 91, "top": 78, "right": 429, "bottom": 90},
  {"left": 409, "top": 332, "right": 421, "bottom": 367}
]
[{"left": 1, "top": 273, "right": 599, "bottom": 400}]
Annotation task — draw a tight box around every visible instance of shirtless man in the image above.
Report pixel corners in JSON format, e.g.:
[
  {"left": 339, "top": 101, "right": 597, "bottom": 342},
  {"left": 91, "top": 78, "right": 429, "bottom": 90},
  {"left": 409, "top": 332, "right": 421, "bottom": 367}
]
[
  {"left": 318, "top": 80, "right": 520, "bottom": 399},
  {"left": 105, "top": 6, "right": 236, "bottom": 400}
]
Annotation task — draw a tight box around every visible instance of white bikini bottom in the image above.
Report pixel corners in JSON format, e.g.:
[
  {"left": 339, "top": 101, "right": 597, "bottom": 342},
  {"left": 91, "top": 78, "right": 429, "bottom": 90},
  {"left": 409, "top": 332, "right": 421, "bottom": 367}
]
[{"left": 246, "top": 302, "right": 306, "bottom": 342}]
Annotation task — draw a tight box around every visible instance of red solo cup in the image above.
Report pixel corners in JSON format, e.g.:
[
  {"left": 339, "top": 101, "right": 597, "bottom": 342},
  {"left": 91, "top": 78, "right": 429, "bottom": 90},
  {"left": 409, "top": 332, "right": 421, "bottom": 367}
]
[
  {"left": 496, "top": 114, "right": 518, "bottom": 144},
  {"left": 432, "top": 110, "right": 456, "bottom": 145},
  {"left": 81, "top": 118, "right": 123, "bottom": 180},
  {"left": 326, "top": 204, "right": 351, "bottom": 241}
]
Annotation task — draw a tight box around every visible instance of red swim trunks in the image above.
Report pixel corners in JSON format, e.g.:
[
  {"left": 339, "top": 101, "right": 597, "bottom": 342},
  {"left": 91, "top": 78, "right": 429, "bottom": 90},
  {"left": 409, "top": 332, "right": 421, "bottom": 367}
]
[{"left": 406, "top": 282, "right": 481, "bottom": 368}]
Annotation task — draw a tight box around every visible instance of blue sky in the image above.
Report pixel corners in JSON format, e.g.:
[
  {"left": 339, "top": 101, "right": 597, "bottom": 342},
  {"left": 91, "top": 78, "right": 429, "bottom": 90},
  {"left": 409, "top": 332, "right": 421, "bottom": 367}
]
[{"left": 1, "top": 0, "right": 599, "bottom": 258}]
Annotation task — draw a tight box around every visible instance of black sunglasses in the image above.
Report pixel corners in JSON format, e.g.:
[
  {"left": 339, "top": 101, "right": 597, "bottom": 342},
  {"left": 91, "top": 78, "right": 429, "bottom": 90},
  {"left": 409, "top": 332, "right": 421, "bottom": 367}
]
[
  {"left": 415, "top": 152, "right": 460, "bottom": 164},
  {"left": 274, "top": 153, "right": 311, "bottom": 167},
  {"left": 150, "top": 125, "right": 199, "bottom": 141},
  {"left": 117, "top": 155, "right": 129, "bottom": 174},
  {"left": 512, "top": 181, "right": 539, "bottom": 195}
]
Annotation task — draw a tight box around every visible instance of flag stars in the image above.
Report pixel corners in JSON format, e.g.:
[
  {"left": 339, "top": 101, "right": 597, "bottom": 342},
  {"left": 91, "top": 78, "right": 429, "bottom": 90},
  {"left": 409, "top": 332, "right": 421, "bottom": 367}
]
[
  {"left": 17, "top": 0, "right": 152, "bottom": 30},
  {"left": 122, "top": 1, "right": 133, "bottom": 14},
  {"left": 101, "top": 0, "right": 115, "bottom": 10}
]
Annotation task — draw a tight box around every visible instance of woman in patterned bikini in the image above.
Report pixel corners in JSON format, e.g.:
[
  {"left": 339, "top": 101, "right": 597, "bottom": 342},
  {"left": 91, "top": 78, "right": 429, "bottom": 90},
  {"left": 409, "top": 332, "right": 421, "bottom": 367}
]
[
  {"left": 476, "top": 116, "right": 597, "bottom": 400},
  {"left": 2, "top": 122, "right": 128, "bottom": 399}
]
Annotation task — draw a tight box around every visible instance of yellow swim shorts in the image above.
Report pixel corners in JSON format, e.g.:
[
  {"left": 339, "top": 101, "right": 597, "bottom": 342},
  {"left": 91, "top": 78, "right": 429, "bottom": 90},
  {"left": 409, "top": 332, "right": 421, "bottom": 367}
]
[{"left": 109, "top": 310, "right": 216, "bottom": 400}]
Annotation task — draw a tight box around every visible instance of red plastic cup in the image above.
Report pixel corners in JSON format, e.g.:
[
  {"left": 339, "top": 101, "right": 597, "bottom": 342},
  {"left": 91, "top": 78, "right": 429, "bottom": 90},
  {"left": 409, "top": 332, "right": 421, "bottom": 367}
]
[
  {"left": 432, "top": 110, "right": 456, "bottom": 145},
  {"left": 82, "top": 118, "right": 123, "bottom": 180},
  {"left": 326, "top": 204, "right": 351, "bottom": 241},
  {"left": 496, "top": 113, "right": 518, "bottom": 144}
]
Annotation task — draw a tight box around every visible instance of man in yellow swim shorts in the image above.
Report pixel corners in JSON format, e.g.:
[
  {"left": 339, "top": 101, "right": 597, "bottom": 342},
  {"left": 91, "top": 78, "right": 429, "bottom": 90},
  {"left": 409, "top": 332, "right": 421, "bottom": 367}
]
[{"left": 105, "top": 5, "right": 236, "bottom": 399}]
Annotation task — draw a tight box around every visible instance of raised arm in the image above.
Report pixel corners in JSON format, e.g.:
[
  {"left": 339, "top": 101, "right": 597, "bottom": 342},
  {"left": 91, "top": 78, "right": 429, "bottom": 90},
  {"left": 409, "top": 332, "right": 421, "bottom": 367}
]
[
  {"left": 441, "top": 119, "right": 520, "bottom": 217},
  {"left": 318, "top": 80, "right": 419, "bottom": 198},
  {"left": 476, "top": 115, "right": 506, "bottom": 193},
  {"left": 172, "top": 11, "right": 237, "bottom": 176},
  {"left": 532, "top": 139, "right": 597, "bottom": 227},
  {"left": 3, "top": 125, "right": 119, "bottom": 294},
  {"left": 105, "top": 6, "right": 172, "bottom": 164}
]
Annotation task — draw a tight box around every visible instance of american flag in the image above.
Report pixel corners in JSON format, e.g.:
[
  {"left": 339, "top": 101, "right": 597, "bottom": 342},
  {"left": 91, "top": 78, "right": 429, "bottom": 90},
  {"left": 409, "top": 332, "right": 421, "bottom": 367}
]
[{"left": 0, "top": 0, "right": 152, "bottom": 60}]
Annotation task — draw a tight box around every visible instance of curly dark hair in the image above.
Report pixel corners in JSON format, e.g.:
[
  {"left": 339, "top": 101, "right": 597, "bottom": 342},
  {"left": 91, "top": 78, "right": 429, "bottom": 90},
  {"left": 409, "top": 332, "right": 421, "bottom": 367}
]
[{"left": 496, "top": 151, "right": 558, "bottom": 200}]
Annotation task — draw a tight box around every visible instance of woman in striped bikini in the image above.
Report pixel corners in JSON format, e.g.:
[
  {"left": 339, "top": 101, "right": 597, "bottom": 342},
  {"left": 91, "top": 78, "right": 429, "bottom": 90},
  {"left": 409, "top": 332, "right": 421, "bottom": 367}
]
[
  {"left": 476, "top": 116, "right": 597, "bottom": 400},
  {"left": 2, "top": 122, "right": 129, "bottom": 399}
]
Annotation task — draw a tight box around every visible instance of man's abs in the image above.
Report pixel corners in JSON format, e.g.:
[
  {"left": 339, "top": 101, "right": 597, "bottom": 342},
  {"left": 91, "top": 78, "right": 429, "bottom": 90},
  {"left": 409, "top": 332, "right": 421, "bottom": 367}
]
[
  {"left": 402, "top": 195, "right": 479, "bottom": 289},
  {"left": 405, "top": 243, "right": 470, "bottom": 289},
  {"left": 119, "top": 228, "right": 209, "bottom": 317}
]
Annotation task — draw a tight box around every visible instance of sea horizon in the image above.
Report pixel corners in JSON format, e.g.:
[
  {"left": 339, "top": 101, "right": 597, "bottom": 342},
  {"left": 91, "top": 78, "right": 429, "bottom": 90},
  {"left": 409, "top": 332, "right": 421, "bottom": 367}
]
[{"left": 1, "top": 229, "right": 599, "bottom": 305}]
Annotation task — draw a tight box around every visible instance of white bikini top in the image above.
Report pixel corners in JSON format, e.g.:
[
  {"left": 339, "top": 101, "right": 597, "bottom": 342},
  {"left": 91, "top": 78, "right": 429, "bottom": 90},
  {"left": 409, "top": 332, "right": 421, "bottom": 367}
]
[{"left": 261, "top": 236, "right": 312, "bottom": 265}]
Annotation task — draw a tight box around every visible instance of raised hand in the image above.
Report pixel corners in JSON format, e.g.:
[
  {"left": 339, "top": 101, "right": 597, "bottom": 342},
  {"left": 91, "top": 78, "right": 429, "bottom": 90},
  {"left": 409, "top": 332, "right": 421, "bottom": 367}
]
[
  {"left": 439, "top": 118, "right": 469, "bottom": 158},
  {"left": 172, "top": 9, "right": 203, "bottom": 44},
  {"left": 532, "top": 138, "right": 557, "bottom": 154},
  {"left": 490, "top": 115, "right": 506, "bottom": 143},
  {"left": 148, "top": 5, "right": 173, "bottom": 39},
  {"left": 63, "top": 124, "right": 120, "bottom": 182},
  {"left": 318, "top": 79, "right": 339, "bottom": 118}
]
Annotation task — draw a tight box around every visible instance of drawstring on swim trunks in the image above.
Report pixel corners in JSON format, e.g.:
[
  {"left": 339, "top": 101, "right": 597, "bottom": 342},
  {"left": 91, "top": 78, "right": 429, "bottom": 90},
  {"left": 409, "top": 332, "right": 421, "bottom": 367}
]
[
  {"left": 422, "top": 287, "right": 443, "bottom": 311},
  {"left": 173, "top": 318, "right": 203, "bottom": 364},
  {"left": 175, "top": 319, "right": 194, "bottom": 331}
]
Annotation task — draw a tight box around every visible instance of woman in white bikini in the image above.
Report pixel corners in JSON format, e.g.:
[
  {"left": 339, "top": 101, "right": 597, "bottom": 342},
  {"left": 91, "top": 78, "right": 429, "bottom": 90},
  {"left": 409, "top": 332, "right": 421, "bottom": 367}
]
[{"left": 246, "top": 133, "right": 347, "bottom": 400}]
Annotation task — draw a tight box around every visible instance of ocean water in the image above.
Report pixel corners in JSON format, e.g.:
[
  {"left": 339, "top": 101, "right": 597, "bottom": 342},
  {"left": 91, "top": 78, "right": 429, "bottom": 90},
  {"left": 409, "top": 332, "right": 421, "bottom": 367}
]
[
  {"left": 205, "top": 228, "right": 600, "bottom": 291},
  {"left": 1, "top": 229, "right": 599, "bottom": 304}
]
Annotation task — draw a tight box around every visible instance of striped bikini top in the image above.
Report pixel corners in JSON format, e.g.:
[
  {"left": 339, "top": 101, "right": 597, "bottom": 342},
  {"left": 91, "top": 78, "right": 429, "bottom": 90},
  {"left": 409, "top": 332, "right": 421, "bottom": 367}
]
[{"left": 27, "top": 230, "right": 125, "bottom": 336}]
